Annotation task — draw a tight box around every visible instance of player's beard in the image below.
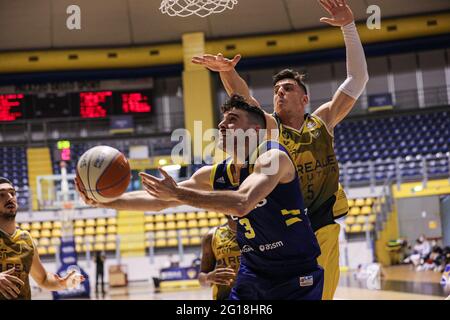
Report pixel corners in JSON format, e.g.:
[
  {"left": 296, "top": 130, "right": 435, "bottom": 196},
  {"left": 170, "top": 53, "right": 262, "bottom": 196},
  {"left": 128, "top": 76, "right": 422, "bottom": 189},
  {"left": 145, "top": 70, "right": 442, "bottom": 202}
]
[{"left": 0, "top": 208, "right": 17, "bottom": 221}]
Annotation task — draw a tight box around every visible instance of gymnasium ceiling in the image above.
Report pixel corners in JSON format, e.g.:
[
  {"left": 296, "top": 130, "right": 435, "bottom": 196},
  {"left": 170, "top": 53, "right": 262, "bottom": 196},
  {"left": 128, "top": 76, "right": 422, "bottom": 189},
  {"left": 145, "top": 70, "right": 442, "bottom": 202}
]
[{"left": 1, "top": 0, "right": 450, "bottom": 52}]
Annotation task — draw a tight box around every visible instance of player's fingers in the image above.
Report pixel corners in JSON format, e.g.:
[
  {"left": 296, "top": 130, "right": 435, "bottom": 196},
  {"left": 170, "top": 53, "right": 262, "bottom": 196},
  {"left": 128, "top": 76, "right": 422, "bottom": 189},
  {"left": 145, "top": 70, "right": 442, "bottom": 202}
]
[
  {"left": 231, "top": 54, "right": 241, "bottom": 66},
  {"left": 0, "top": 288, "right": 13, "bottom": 299},
  {"left": 5, "top": 281, "right": 20, "bottom": 296},
  {"left": 319, "top": 17, "right": 335, "bottom": 25},
  {"left": 215, "top": 267, "right": 236, "bottom": 273},
  {"left": 6, "top": 275, "right": 24, "bottom": 287},
  {"left": 158, "top": 168, "right": 172, "bottom": 180},
  {"left": 318, "top": 0, "right": 332, "bottom": 12},
  {"left": 139, "top": 172, "right": 160, "bottom": 184},
  {"left": 4, "top": 268, "right": 15, "bottom": 274},
  {"left": 62, "top": 270, "right": 76, "bottom": 280},
  {"left": 202, "top": 54, "right": 217, "bottom": 60},
  {"left": 328, "top": 0, "right": 339, "bottom": 8}
]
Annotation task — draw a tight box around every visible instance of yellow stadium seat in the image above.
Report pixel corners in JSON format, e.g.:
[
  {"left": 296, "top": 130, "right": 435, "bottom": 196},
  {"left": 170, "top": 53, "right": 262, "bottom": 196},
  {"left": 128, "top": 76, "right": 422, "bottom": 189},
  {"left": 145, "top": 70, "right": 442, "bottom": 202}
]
[
  {"left": 39, "top": 238, "right": 50, "bottom": 246},
  {"left": 182, "top": 238, "right": 190, "bottom": 245},
  {"left": 155, "top": 239, "right": 167, "bottom": 248},
  {"left": 74, "top": 220, "right": 85, "bottom": 228},
  {"left": 165, "top": 213, "right": 175, "bottom": 222},
  {"left": 365, "top": 198, "right": 374, "bottom": 206},
  {"left": 198, "top": 219, "right": 208, "bottom": 227},
  {"left": 209, "top": 218, "right": 220, "bottom": 227},
  {"left": 167, "top": 238, "right": 178, "bottom": 247},
  {"left": 94, "top": 243, "right": 105, "bottom": 251},
  {"left": 188, "top": 228, "right": 200, "bottom": 237},
  {"left": 37, "top": 247, "right": 47, "bottom": 255},
  {"left": 361, "top": 206, "right": 372, "bottom": 215},
  {"left": 96, "top": 226, "right": 106, "bottom": 235},
  {"left": 84, "top": 227, "right": 95, "bottom": 236},
  {"left": 189, "top": 237, "right": 201, "bottom": 245},
  {"left": 96, "top": 234, "right": 106, "bottom": 243},
  {"left": 179, "top": 229, "right": 188, "bottom": 237},
  {"left": 31, "top": 222, "right": 41, "bottom": 230},
  {"left": 356, "top": 216, "right": 367, "bottom": 224},
  {"left": 107, "top": 217, "right": 117, "bottom": 225},
  {"left": 41, "top": 229, "right": 51, "bottom": 238},
  {"left": 175, "top": 213, "right": 186, "bottom": 221},
  {"left": 20, "top": 222, "right": 30, "bottom": 231},
  {"left": 355, "top": 198, "right": 365, "bottom": 207},
  {"left": 106, "top": 242, "right": 116, "bottom": 251},
  {"left": 145, "top": 215, "right": 154, "bottom": 223},
  {"left": 345, "top": 216, "right": 355, "bottom": 225},
  {"left": 196, "top": 211, "right": 207, "bottom": 219},
  {"left": 107, "top": 225, "right": 117, "bottom": 234},
  {"left": 200, "top": 227, "right": 210, "bottom": 235},
  {"left": 154, "top": 215, "right": 164, "bottom": 222},
  {"left": 207, "top": 211, "right": 218, "bottom": 219},
  {"left": 42, "top": 221, "right": 52, "bottom": 229},
  {"left": 349, "top": 207, "right": 360, "bottom": 216},
  {"left": 85, "top": 219, "right": 95, "bottom": 227},
  {"left": 106, "top": 234, "right": 117, "bottom": 242},
  {"left": 76, "top": 244, "right": 83, "bottom": 252},
  {"left": 176, "top": 221, "right": 187, "bottom": 229},
  {"left": 96, "top": 218, "right": 107, "bottom": 226},
  {"left": 154, "top": 222, "right": 166, "bottom": 231},
  {"left": 145, "top": 223, "right": 154, "bottom": 232},
  {"left": 82, "top": 243, "right": 93, "bottom": 252},
  {"left": 188, "top": 220, "right": 198, "bottom": 228},
  {"left": 369, "top": 215, "right": 377, "bottom": 223},
  {"left": 30, "top": 230, "right": 40, "bottom": 238},
  {"left": 155, "top": 231, "right": 166, "bottom": 239},
  {"left": 47, "top": 246, "right": 57, "bottom": 255},
  {"left": 75, "top": 236, "right": 84, "bottom": 244},
  {"left": 186, "top": 212, "right": 197, "bottom": 220},
  {"left": 51, "top": 229, "right": 62, "bottom": 238},
  {"left": 345, "top": 225, "right": 351, "bottom": 233},
  {"left": 347, "top": 199, "right": 354, "bottom": 207},
  {"left": 166, "top": 221, "right": 176, "bottom": 230},
  {"left": 166, "top": 230, "right": 178, "bottom": 238},
  {"left": 53, "top": 221, "right": 62, "bottom": 228},
  {"left": 350, "top": 224, "right": 362, "bottom": 233},
  {"left": 220, "top": 217, "right": 227, "bottom": 225},
  {"left": 362, "top": 224, "right": 374, "bottom": 232},
  {"left": 84, "top": 235, "right": 95, "bottom": 244},
  {"left": 50, "top": 237, "right": 61, "bottom": 245}
]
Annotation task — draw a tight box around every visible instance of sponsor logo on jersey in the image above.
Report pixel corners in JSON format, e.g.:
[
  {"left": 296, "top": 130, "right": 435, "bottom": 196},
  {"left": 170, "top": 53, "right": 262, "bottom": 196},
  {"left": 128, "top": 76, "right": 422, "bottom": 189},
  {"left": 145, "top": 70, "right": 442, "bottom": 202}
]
[
  {"left": 255, "top": 198, "right": 267, "bottom": 208},
  {"left": 216, "top": 176, "right": 226, "bottom": 184},
  {"left": 240, "top": 245, "right": 254, "bottom": 253},
  {"left": 258, "top": 241, "right": 284, "bottom": 252}
]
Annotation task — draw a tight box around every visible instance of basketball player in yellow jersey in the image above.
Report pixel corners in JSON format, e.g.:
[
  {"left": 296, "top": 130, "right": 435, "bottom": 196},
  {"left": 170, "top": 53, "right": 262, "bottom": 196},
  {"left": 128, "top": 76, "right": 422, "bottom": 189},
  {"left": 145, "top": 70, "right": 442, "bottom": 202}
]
[
  {"left": 198, "top": 216, "right": 240, "bottom": 300},
  {"left": 0, "top": 177, "right": 84, "bottom": 299},
  {"left": 192, "top": 0, "right": 368, "bottom": 299}
]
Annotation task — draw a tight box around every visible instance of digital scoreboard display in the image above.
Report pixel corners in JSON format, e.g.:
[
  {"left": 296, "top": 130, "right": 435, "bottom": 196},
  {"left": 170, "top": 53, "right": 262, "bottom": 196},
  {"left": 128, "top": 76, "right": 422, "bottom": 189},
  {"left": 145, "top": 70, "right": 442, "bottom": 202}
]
[
  {"left": 0, "top": 90, "right": 153, "bottom": 122},
  {"left": 0, "top": 94, "right": 26, "bottom": 121}
]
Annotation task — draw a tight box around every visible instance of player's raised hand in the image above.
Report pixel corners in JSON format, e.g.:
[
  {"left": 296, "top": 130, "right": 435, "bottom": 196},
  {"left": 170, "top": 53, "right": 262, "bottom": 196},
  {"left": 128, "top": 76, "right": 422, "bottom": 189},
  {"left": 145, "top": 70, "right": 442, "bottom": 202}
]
[
  {"left": 318, "top": 0, "right": 354, "bottom": 27},
  {"left": 0, "top": 268, "right": 24, "bottom": 299},
  {"left": 191, "top": 53, "right": 241, "bottom": 72},
  {"left": 206, "top": 267, "right": 236, "bottom": 286},
  {"left": 74, "top": 177, "right": 104, "bottom": 208},
  {"left": 55, "top": 270, "right": 86, "bottom": 290},
  {"left": 140, "top": 169, "right": 178, "bottom": 201}
]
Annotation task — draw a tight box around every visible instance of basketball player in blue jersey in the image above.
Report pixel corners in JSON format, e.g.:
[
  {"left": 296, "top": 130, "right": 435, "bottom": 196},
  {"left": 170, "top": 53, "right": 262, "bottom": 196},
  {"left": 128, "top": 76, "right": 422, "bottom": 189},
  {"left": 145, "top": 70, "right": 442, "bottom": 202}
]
[{"left": 140, "top": 95, "right": 324, "bottom": 300}]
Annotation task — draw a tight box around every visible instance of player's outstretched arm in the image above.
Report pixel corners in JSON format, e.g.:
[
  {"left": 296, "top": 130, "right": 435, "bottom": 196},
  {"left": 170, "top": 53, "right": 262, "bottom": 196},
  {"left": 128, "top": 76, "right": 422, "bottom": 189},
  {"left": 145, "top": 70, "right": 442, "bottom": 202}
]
[
  {"left": 192, "top": 53, "right": 260, "bottom": 107},
  {"left": 314, "top": 0, "right": 369, "bottom": 130},
  {"left": 30, "top": 246, "right": 85, "bottom": 291},
  {"left": 74, "top": 166, "right": 211, "bottom": 211},
  {"left": 198, "top": 229, "right": 236, "bottom": 287},
  {"left": 141, "top": 149, "right": 294, "bottom": 217}
]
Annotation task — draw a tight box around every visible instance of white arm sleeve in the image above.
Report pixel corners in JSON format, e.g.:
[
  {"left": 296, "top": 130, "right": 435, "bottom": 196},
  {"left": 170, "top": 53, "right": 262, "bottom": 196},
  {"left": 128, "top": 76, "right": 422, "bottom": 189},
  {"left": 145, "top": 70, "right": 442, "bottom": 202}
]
[{"left": 338, "top": 22, "right": 369, "bottom": 99}]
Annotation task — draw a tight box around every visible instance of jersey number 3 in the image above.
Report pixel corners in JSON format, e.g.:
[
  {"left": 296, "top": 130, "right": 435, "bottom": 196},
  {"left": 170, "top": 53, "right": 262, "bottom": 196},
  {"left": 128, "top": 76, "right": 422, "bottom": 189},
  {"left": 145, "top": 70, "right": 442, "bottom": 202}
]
[{"left": 239, "top": 218, "right": 256, "bottom": 239}]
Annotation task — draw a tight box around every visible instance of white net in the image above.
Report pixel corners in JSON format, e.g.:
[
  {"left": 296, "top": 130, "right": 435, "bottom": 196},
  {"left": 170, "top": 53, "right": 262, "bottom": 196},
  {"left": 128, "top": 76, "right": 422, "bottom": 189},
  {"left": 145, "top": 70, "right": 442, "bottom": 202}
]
[{"left": 160, "top": 0, "right": 238, "bottom": 18}]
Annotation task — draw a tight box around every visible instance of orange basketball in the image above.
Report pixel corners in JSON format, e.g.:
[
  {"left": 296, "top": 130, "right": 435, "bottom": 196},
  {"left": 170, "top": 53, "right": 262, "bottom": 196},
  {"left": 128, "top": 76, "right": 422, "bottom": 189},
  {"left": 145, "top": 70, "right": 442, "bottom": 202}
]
[{"left": 76, "top": 146, "right": 131, "bottom": 203}]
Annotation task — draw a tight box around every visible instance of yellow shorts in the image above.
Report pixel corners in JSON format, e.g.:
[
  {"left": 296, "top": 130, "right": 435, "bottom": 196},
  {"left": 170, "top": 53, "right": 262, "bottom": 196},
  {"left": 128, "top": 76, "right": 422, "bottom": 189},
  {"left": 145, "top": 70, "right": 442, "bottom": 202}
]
[{"left": 315, "top": 223, "right": 340, "bottom": 300}]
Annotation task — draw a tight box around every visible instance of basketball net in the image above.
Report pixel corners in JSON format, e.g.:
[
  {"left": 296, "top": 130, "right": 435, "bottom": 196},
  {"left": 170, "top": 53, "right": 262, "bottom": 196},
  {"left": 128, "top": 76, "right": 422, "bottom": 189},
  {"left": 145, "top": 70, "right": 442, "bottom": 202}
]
[{"left": 160, "top": 0, "right": 238, "bottom": 18}]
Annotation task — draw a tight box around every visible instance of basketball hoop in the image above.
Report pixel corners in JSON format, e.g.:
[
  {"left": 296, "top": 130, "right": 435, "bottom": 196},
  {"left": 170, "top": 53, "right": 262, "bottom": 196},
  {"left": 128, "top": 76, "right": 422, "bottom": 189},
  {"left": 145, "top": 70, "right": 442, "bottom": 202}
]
[{"left": 160, "top": 0, "right": 238, "bottom": 18}]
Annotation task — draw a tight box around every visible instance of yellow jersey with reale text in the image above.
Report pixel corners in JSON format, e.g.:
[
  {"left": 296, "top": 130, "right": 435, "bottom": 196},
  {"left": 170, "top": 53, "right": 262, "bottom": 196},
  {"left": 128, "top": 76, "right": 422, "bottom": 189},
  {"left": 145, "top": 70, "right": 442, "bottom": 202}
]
[
  {"left": 0, "top": 227, "right": 35, "bottom": 300},
  {"left": 273, "top": 112, "right": 348, "bottom": 231},
  {"left": 211, "top": 224, "right": 240, "bottom": 300}
]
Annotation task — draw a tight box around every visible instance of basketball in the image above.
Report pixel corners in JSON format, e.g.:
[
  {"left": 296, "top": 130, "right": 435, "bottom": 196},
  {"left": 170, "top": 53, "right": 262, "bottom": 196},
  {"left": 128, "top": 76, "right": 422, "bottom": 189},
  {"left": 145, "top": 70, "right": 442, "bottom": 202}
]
[{"left": 76, "top": 146, "right": 131, "bottom": 203}]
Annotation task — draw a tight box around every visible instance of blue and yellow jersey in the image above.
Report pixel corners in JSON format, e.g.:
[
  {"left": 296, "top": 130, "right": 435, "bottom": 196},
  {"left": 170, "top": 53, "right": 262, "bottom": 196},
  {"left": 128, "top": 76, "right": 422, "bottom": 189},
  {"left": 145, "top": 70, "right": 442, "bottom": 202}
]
[
  {"left": 211, "top": 140, "right": 321, "bottom": 276},
  {"left": 273, "top": 112, "right": 348, "bottom": 231},
  {"left": 211, "top": 224, "right": 240, "bottom": 300},
  {"left": 0, "top": 227, "right": 35, "bottom": 300}
]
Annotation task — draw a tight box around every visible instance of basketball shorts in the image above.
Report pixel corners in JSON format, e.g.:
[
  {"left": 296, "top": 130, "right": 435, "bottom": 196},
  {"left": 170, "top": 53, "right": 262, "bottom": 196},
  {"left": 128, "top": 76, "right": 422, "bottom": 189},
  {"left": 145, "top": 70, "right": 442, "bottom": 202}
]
[
  {"left": 315, "top": 223, "right": 341, "bottom": 300},
  {"left": 228, "top": 263, "right": 324, "bottom": 300}
]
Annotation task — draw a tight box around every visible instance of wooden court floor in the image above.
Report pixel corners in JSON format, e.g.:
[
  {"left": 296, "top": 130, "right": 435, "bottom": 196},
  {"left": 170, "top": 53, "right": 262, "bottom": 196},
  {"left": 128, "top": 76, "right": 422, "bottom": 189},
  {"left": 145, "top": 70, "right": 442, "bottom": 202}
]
[{"left": 32, "top": 265, "right": 448, "bottom": 300}]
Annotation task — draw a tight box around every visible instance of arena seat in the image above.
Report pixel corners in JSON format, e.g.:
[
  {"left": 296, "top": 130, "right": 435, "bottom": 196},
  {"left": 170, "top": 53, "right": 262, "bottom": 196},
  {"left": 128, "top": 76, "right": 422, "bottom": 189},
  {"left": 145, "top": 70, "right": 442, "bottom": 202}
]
[
  {"left": 107, "top": 225, "right": 117, "bottom": 234},
  {"left": 176, "top": 220, "right": 187, "bottom": 229},
  {"left": 175, "top": 213, "right": 186, "bottom": 221},
  {"left": 165, "top": 213, "right": 176, "bottom": 222},
  {"left": 166, "top": 221, "right": 176, "bottom": 230},
  {"left": 186, "top": 212, "right": 197, "bottom": 220},
  {"left": 196, "top": 211, "right": 207, "bottom": 219},
  {"left": 96, "top": 218, "right": 107, "bottom": 226},
  {"left": 189, "top": 237, "right": 201, "bottom": 245},
  {"left": 145, "top": 223, "right": 154, "bottom": 232}
]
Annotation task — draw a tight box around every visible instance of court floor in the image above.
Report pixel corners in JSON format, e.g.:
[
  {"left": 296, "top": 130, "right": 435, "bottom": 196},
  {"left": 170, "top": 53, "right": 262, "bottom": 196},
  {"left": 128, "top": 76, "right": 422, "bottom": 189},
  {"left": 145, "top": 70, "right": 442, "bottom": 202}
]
[{"left": 32, "top": 265, "right": 448, "bottom": 300}]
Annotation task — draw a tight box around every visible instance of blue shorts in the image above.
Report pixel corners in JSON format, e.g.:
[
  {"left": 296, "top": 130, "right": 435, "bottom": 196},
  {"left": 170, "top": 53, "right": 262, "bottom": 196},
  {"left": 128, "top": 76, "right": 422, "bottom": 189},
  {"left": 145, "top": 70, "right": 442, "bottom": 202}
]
[{"left": 229, "top": 263, "right": 324, "bottom": 300}]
